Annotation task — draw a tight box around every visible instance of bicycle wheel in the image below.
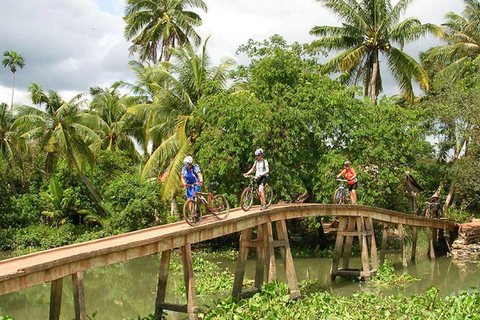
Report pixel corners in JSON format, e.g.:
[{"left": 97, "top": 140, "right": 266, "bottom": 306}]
[
  {"left": 212, "top": 194, "right": 230, "bottom": 220},
  {"left": 183, "top": 199, "right": 202, "bottom": 226},
  {"left": 345, "top": 190, "right": 351, "bottom": 204},
  {"left": 333, "top": 188, "right": 344, "bottom": 204},
  {"left": 264, "top": 185, "right": 273, "bottom": 208},
  {"left": 240, "top": 187, "right": 254, "bottom": 211}
]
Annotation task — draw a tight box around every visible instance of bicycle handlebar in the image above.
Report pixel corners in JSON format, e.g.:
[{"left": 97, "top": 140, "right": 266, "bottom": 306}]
[
  {"left": 243, "top": 174, "right": 257, "bottom": 179},
  {"left": 336, "top": 178, "right": 348, "bottom": 182}
]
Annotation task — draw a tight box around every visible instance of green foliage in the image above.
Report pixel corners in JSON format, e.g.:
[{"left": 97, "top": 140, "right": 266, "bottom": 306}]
[
  {"left": 202, "top": 280, "right": 480, "bottom": 320},
  {"left": 372, "top": 260, "right": 420, "bottom": 287},
  {"left": 103, "top": 173, "right": 167, "bottom": 231},
  {"left": 11, "top": 224, "right": 72, "bottom": 252}
]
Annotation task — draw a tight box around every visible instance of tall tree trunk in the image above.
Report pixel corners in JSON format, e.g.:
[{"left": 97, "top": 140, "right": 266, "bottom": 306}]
[
  {"left": 443, "top": 180, "right": 455, "bottom": 210},
  {"left": 10, "top": 73, "right": 15, "bottom": 114},
  {"left": 369, "top": 49, "right": 379, "bottom": 105}
]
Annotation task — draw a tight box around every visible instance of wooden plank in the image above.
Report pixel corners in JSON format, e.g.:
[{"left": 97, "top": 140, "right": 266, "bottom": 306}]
[
  {"left": 72, "top": 271, "right": 87, "bottom": 320},
  {"left": 154, "top": 250, "right": 172, "bottom": 318},
  {"left": 157, "top": 302, "right": 188, "bottom": 313},
  {"left": 232, "top": 229, "right": 252, "bottom": 297},
  {"left": 49, "top": 278, "right": 63, "bottom": 320},
  {"left": 338, "top": 231, "right": 373, "bottom": 236}
]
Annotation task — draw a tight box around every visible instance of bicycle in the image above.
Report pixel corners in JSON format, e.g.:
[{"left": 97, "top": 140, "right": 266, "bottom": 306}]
[
  {"left": 183, "top": 182, "right": 230, "bottom": 226},
  {"left": 333, "top": 179, "right": 351, "bottom": 204},
  {"left": 240, "top": 175, "right": 273, "bottom": 211}
]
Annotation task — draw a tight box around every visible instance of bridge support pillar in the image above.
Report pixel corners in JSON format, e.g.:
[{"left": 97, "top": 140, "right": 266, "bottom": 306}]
[
  {"left": 380, "top": 223, "right": 408, "bottom": 268},
  {"left": 154, "top": 244, "right": 197, "bottom": 320},
  {"left": 331, "top": 216, "right": 378, "bottom": 281},
  {"left": 232, "top": 220, "right": 300, "bottom": 299},
  {"left": 72, "top": 271, "right": 87, "bottom": 320},
  {"left": 49, "top": 278, "right": 63, "bottom": 320}
]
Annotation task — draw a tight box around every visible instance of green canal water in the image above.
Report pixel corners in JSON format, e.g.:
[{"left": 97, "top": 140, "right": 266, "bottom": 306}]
[{"left": 1, "top": 252, "right": 480, "bottom": 319}]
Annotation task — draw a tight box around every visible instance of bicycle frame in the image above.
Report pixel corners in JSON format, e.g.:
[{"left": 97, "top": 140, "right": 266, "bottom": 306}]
[
  {"left": 187, "top": 184, "right": 216, "bottom": 213},
  {"left": 335, "top": 179, "right": 350, "bottom": 204}
]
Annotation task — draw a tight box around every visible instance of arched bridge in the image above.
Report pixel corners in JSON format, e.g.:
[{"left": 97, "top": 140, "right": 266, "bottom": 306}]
[{"left": 0, "top": 204, "right": 457, "bottom": 320}]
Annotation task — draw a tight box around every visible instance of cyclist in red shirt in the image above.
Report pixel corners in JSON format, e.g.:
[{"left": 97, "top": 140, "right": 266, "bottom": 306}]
[{"left": 336, "top": 161, "right": 358, "bottom": 204}]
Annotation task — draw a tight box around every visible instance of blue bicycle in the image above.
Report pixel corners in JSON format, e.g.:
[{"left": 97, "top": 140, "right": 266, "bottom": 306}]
[{"left": 333, "top": 179, "right": 351, "bottom": 204}]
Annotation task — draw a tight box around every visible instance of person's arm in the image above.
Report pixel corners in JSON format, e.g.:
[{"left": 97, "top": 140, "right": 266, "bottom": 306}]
[
  {"left": 197, "top": 172, "right": 203, "bottom": 185},
  {"left": 244, "top": 163, "right": 256, "bottom": 176},
  {"left": 181, "top": 175, "right": 186, "bottom": 188},
  {"left": 336, "top": 169, "right": 345, "bottom": 179}
]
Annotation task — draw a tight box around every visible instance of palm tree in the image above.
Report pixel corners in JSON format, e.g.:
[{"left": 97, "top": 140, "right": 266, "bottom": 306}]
[
  {"left": 127, "top": 39, "right": 234, "bottom": 217},
  {"left": 310, "top": 0, "right": 443, "bottom": 104},
  {"left": 13, "top": 86, "right": 103, "bottom": 204},
  {"left": 2, "top": 50, "right": 25, "bottom": 112},
  {"left": 124, "top": 0, "right": 207, "bottom": 63},
  {"left": 424, "top": 0, "right": 480, "bottom": 77},
  {"left": 89, "top": 84, "right": 141, "bottom": 161}
]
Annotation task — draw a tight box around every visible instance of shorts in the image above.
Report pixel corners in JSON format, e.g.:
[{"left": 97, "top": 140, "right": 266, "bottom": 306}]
[
  {"left": 348, "top": 182, "right": 358, "bottom": 191},
  {"left": 257, "top": 176, "right": 268, "bottom": 187},
  {"left": 186, "top": 185, "right": 201, "bottom": 199}
]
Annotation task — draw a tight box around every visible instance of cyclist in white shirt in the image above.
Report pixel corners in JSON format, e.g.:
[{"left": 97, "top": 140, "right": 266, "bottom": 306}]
[{"left": 243, "top": 148, "right": 270, "bottom": 210}]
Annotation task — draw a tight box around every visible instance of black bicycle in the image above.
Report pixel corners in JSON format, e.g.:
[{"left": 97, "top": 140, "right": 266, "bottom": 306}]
[
  {"left": 240, "top": 175, "right": 273, "bottom": 211},
  {"left": 183, "top": 182, "right": 230, "bottom": 226}
]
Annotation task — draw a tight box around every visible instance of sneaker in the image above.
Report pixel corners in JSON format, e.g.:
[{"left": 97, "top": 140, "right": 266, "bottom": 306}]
[{"left": 260, "top": 205, "right": 267, "bottom": 210}]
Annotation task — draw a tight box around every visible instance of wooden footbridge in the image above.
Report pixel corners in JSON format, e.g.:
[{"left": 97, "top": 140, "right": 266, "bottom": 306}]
[{"left": 0, "top": 204, "right": 456, "bottom": 320}]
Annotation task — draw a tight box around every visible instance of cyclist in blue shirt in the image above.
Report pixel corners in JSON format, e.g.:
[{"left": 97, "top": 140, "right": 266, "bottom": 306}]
[{"left": 181, "top": 156, "right": 203, "bottom": 199}]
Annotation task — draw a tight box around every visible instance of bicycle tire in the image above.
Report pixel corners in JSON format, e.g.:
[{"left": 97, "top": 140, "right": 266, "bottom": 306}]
[
  {"left": 183, "top": 199, "right": 202, "bottom": 226},
  {"left": 212, "top": 194, "right": 230, "bottom": 220},
  {"left": 264, "top": 185, "right": 273, "bottom": 208},
  {"left": 334, "top": 187, "right": 344, "bottom": 204},
  {"left": 240, "top": 187, "right": 254, "bottom": 211}
]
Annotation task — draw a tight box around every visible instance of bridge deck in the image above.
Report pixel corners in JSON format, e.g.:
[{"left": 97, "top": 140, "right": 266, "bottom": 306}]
[{"left": 0, "top": 204, "right": 456, "bottom": 295}]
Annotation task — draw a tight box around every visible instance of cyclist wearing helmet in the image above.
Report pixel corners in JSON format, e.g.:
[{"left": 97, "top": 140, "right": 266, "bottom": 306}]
[
  {"left": 243, "top": 148, "right": 270, "bottom": 210},
  {"left": 181, "top": 156, "right": 203, "bottom": 199},
  {"left": 336, "top": 161, "right": 358, "bottom": 204}
]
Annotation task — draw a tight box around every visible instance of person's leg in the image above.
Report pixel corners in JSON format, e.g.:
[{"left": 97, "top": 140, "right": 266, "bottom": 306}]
[
  {"left": 259, "top": 184, "right": 265, "bottom": 206},
  {"left": 350, "top": 190, "right": 357, "bottom": 204}
]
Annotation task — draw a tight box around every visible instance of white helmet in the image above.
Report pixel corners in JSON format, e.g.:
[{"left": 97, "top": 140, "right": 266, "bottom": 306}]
[
  {"left": 254, "top": 148, "right": 264, "bottom": 156},
  {"left": 344, "top": 161, "right": 351, "bottom": 166},
  {"left": 183, "top": 156, "right": 193, "bottom": 166}
]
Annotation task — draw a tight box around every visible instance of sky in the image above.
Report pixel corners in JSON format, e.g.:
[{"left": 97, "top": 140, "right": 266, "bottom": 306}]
[{"left": 0, "top": 0, "right": 466, "bottom": 107}]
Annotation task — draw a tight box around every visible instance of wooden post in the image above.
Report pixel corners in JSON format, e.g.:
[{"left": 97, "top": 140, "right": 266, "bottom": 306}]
[
  {"left": 275, "top": 220, "right": 300, "bottom": 299},
  {"left": 380, "top": 223, "right": 388, "bottom": 265},
  {"left": 342, "top": 217, "right": 356, "bottom": 270},
  {"left": 255, "top": 225, "right": 265, "bottom": 289},
  {"left": 72, "top": 271, "right": 87, "bottom": 320},
  {"left": 232, "top": 229, "right": 252, "bottom": 297},
  {"left": 357, "top": 217, "right": 371, "bottom": 280},
  {"left": 398, "top": 224, "right": 407, "bottom": 269},
  {"left": 331, "top": 217, "right": 348, "bottom": 281},
  {"left": 49, "top": 278, "right": 63, "bottom": 320},
  {"left": 182, "top": 244, "right": 197, "bottom": 320},
  {"left": 265, "top": 222, "right": 277, "bottom": 282},
  {"left": 411, "top": 227, "right": 418, "bottom": 262},
  {"left": 426, "top": 227, "right": 436, "bottom": 259},
  {"left": 366, "top": 217, "right": 378, "bottom": 271},
  {"left": 154, "top": 250, "right": 172, "bottom": 319}
]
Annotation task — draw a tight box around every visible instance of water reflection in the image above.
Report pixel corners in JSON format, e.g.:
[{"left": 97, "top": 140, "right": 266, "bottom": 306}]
[{"left": 1, "top": 254, "right": 480, "bottom": 319}]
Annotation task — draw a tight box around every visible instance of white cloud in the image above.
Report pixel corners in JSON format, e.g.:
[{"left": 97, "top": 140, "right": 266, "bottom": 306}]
[{"left": 0, "top": 0, "right": 468, "bottom": 106}]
